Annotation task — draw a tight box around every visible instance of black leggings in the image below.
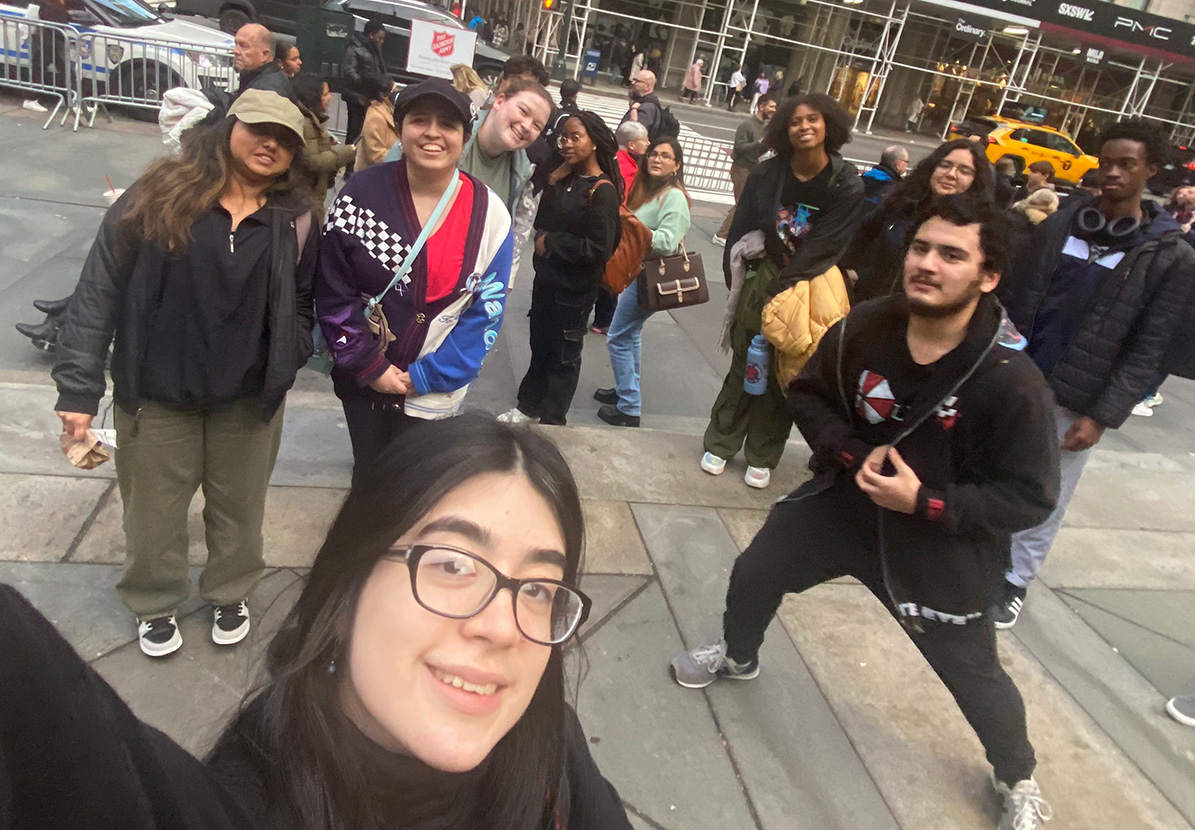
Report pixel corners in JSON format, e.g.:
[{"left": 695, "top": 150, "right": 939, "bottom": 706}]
[
  {"left": 341, "top": 398, "right": 416, "bottom": 478},
  {"left": 723, "top": 481, "right": 1037, "bottom": 785}
]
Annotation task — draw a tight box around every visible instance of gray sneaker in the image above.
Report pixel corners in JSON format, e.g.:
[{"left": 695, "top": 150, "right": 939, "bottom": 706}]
[
  {"left": 671, "top": 640, "right": 760, "bottom": 689},
  {"left": 993, "top": 775, "right": 1052, "bottom": 829},
  {"left": 1167, "top": 694, "right": 1195, "bottom": 726}
]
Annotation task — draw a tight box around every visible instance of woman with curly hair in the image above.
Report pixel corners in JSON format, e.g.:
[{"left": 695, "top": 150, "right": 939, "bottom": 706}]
[
  {"left": 499, "top": 110, "right": 622, "bottom": 425},
  {"left": 701, "top": 93, "right": 865, "bottom": 489},
  {"left": 845, "top": 138, "right": 994, "bottom": 302}
]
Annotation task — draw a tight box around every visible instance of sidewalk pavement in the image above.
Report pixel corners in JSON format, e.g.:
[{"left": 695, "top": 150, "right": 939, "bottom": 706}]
[{"left": 3, "top": 95, "right": 1195, "bottom": 829}]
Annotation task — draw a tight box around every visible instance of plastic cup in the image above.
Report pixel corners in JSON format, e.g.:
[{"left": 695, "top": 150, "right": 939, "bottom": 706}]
[{"left": 102, "top": 188, "right": 125, "bottom": 207}]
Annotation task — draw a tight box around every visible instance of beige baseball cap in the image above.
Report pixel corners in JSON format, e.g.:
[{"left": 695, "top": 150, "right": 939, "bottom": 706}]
[{"left": 227, "top": 88, "right": 305, "bottom": 143}]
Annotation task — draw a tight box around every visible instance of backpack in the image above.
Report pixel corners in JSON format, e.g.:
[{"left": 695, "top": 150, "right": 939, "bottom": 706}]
[
  {"left": 652, "top": 106, "right": 681, "bottom": 141},
  {"left": 589, "top": 180, "right": 653, "bottom": 295}
]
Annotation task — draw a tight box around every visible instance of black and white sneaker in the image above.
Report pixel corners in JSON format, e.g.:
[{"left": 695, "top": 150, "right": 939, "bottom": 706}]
[
  {"left": 212, "top": 601, "right": 251, "bottom": 646},
  {"left": 988, "top": 581, "right": 1027, "bottom": 630},
  {"left": 138, "top": 615, "right": 182, "bottom": 658}
]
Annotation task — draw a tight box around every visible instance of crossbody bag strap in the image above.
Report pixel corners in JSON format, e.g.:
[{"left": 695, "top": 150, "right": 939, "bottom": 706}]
[{"left": 364, "top": 176, "right": 461, "bottom": 316}]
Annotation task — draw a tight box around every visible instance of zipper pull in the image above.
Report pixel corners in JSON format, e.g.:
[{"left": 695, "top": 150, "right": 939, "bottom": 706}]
[{"left": 229, "top": 232, "right": 235, "bottom": 253}]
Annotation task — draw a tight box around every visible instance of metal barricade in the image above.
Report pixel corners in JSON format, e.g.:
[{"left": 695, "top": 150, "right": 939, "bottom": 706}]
[
  {"left": 0, "top": 15, "right": 79, "bottom": 129},
  {"left": 72, "top": 31, "right": 235, "bottom": 131}
]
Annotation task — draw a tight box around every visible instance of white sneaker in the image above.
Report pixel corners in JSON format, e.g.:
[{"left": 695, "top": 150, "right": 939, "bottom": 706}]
[
  {"left": 137, "top": 615, "right": 182, "bottom": 658},
  {"left": 1143, "top": 392, "right": 1163, "bottom": 408},
  {"left": 993, "top": 775, "right": 1052, "bottom": 829},
  {"left": 711, "top": 233, "right": 727, "bottom": 247},
  {"left": 744, "top": 466, "right": 770, "bottom": 489},
  {"left": 496, "top": 407, "right": 536, "bottom": 424},
  {"left": 23, "top": 100, "right": 48, "bottom": 113},
  {"left": 700, "top": 452, "right": 727, "bottom": 475},
  {"left": 1131, "top": 401, "right": 1154, "bottom": 417},
  {"left": 212, "top": 601, "right": 251, "bottom": 646}
]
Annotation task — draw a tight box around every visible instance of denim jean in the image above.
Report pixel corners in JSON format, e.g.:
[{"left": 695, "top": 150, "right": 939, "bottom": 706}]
[{"left": 606, "top": 278, "right": 655, "bottom": 416}]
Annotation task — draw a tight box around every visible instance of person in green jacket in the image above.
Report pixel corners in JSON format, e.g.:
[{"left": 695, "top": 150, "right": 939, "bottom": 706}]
[
  {"left": 593, "top": 137, "right": 692, "bottom": 427},
  {"left": 292, "top": 74, "right": 355, "bottom": 221}
]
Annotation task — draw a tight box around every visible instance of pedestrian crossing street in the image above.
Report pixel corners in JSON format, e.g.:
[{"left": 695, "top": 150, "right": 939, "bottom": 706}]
[{"left": 571, "top": 88, "right": 709, "bottom": 142}]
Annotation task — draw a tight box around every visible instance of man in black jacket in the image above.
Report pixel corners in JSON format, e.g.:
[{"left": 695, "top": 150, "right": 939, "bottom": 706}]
[
  {"left": 674, "top": 197, "right": 1060, "bottom": 830},
  {"left": 618, "top": 69, "right": 661, "bottom": 138},
  {"left": 231, "top": 24, "right": 294, "bottom": 103},
  {"left": 989, "top": 119, "right": 1195, "bottom": 629},
  {"left": 341, "top": 21, "right": 389, "bottom": 150}
]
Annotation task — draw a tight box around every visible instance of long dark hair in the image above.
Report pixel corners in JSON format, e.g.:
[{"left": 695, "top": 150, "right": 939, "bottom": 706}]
[
  {"left": 123, "top": 117, "right": 301, "bottom": 255},
  {"left": 209, "top": 417, "right": 585, "bottom": 830},
  {"left": 762, "top": 92, "right": 853, "bottom": 157},
  {"left": 878, "top": 138, "right": 994, "bottom": 217},
  {"left": 292, "top": 74, "right": 328, "bottom": 117},
  {"left": 565, "top": 109, "right": 624, "bottom": 203},
  {"left": 626, "top": 136, "right": 691, "bottom": 211}
]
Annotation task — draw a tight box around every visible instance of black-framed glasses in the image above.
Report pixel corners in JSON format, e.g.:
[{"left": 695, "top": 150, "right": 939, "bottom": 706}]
[{"left": 385, "top": 544, "right": 591, "bottom": 646}]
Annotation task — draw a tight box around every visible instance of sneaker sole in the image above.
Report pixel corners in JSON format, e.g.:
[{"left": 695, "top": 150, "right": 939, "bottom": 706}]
[
  {"left": 993, "top": 615, "right": 1019, "bottom": 630},
  {"left": 1166, "top": 698, "right": 1195, "bottom": 727},
  {"left": 670, "top": 662, "right": 718, "bottom": 689},
  {"left": 212, "top": 619, "right": 250, "bottom": 646},
  {"left": 700, "top": 458, "right": 726, "bottom": 476},
  {"left": 140, "top": 629, "right": 182, "bottom": 658},
  {"left": 719, "top": 665, "right": 761, "bottom": 681}
]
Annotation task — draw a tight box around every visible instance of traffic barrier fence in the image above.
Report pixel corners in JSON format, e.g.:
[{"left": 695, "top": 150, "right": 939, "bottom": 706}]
[{"left": 0, "top": 14, "right": 78, "bottom": 128}]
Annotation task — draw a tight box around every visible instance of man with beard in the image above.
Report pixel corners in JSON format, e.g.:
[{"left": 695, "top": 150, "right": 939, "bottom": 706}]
[
  {"left": 619, "top": 69, "right": 662, "bottom": 139},
  {"left": 672, "top": 196, "right": 1061, "bottom": 830}
]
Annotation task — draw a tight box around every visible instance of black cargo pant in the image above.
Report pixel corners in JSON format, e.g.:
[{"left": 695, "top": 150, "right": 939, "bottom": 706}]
[
  {"left": 517, "top": 280, "right": 594, "bottom": 425},
  {"left": 723, "top": 479, "right": 1037, "bottom": 786}
]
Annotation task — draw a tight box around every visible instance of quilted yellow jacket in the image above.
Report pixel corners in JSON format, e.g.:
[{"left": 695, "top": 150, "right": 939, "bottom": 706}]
[{"left": 760, "top": 265, "right": 850, "bottom": 388}]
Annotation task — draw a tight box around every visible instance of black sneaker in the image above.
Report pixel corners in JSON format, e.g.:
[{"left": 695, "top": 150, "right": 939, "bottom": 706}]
[
  {"left": 597, "top": 403, "right": 640, "bottom": 428},
  {"left": 137, "top": 615, "right": 182, "bottom": 658},
  {"left": 593, "top": 387, "right": 618, "bottom": 405},
  {"left": 212, "top": 601, "right": 251, "bottom": 646},
  {"left": 988, "top": 582, "right": 1027, "bottom": 630}
]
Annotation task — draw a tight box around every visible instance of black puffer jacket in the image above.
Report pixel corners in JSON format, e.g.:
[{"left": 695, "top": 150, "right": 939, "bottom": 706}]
[
  {"left": 341, "top": 35, "right": 388, "bottom": 104},
  {"left": 1002, "top": 199, "right": 1195, "bottom": 428},
  {"left": 52, "top": 188, "right": 317, "bottom": 419}
]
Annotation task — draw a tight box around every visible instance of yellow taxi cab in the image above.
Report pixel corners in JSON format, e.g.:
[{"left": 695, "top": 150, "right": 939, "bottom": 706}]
[{"left": 949, "top": 115, "right": 1098, "bottom": 184}]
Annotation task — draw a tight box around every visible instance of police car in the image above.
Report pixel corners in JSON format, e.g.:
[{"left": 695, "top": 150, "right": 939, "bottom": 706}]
[{"left": 1, "top": 0, "right": 236, "bottom": 105}]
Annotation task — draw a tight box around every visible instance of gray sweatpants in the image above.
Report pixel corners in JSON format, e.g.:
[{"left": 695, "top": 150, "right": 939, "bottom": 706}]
[{"left": 1006, "top": 406, "right": 1093, "bottom": 588}]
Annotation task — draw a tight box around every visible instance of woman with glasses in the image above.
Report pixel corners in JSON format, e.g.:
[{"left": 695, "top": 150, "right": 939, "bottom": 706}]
[
  {"left": 846, "top": 138, "right": 994, "bottom": 302},
  {"left": 0, "top": 416, "right": 632, "bottom": 829},
  {"left": 499, "top": 111, "right": 622, "bottom": 425},
  {"left": 593, "top": 137, "right": 692, "bottom": 427}
]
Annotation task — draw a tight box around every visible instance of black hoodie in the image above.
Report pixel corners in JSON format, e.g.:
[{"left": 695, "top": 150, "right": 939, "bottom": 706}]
[{"left": 786, "top": 294, "right": 1060, "bottom": 623}]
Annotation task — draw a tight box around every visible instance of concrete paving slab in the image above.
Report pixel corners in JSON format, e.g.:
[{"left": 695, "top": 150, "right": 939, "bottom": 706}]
[
  {"left": 93, "top": 568, "right": 302, "bottom": 757},
  {"left": 716, "top": 507, "right": 769, "bottom": 552},
  {"left": 569, "top": 583, "right": 759, "bottom": 830},
  {"left": 1013, "top": 583, "right": 1195, "bottom": 825},
  {"left": 779, "top": 583, "right": 1195, "bottom": 830},
  {"left": 1057, "top": 590, "right": 1195, "bottom": 699},
  {"left": 269, "top": 403, "right": 355, "bottom": 489},
  {"left": 582, "top": 499, "right": 652, "bottom": 575},
  {"left": 0, "top": 383, "right": 115, "bottom": 479},
  {"left": 1067, "top": 459, "right": 1195, "bottom": 532},
  {"left": 1039, "top": 528, "right": 1195, "bottom": 590},
  {"left": 1063, "top": 588, "right": 1195, "bottom": 648},
  {"left": 71, "top": 484, "right": 348, "bottom": 568},
  {"left": 575, "top": 574, "right": 649, "bottom": 637},
  {"left": 0, "top": 472, "right": 110, "bottom": 561},
  {"left": 550, "top": 424, "right": 809, "bottom": 509},
  {"left": 634, "top": 502, "right": 898, "bottom": 830}
]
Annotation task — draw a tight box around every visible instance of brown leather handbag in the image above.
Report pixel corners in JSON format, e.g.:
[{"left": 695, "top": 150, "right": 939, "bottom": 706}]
[{"left": 637, "top": 242, "right": 709, "bottom": 312}]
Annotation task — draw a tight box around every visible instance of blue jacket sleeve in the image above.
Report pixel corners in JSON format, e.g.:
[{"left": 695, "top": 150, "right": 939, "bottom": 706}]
[{"left": 407, "top": 229, "right": 514, "bottom": 395}]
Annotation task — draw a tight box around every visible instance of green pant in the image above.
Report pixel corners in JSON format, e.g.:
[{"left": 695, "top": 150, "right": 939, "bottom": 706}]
[
  {"left": 703, "top": 261, "right": 792, "bottom": 470},
  {"left": 113, "top": 398, "right": 284, "bottom": 618}
]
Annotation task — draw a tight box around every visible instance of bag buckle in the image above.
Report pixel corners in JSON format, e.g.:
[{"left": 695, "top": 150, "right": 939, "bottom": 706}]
[{"left": 657, "top": 277, "right": 701, "bottom": 304}]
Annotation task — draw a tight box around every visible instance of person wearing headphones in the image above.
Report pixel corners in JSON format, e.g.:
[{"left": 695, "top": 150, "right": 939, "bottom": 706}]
[{"left": 989, "top": 120, "right": 1195, "bottom": 629}]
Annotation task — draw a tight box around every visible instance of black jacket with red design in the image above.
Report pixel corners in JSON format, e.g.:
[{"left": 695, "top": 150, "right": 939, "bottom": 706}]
[{"left": 786, "top": 294, "right": 1060, "bottom": 621}]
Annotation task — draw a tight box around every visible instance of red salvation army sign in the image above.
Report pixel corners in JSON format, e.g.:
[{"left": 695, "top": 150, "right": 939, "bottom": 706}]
[{"left": 408, "top": 19, "right": 478, "bottom": 79}]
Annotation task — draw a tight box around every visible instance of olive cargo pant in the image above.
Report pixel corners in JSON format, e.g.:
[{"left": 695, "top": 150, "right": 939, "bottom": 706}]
[{"left": 113, "top": 399, "right": 284, "bottom": 618}]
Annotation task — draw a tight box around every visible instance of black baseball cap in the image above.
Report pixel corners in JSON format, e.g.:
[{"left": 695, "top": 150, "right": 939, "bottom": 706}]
[{"left": 392, "top": 78, "right": 475, "bottom": 134}]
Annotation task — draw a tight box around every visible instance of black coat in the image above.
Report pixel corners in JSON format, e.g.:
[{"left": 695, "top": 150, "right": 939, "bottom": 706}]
[
  {"left": 532, "top": 172, "right": 620, "bottom": 304},
  {"left": 723, "top": 152, "right": 865, "bottom": 294},
  {"left": 341, "top": 35, "right": 388, "bottom": 103},
  {"left": 52, "top": 188, "right": 317, "bottom": 419},
  {"left": 1001, "top": 199, "right": 1195, "bottom": 427},
  {"left": 787, "top": 294, "right": 1060, "bottom": 619}
]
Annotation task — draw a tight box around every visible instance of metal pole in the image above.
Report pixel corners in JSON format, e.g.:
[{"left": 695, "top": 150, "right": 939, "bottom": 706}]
[
  {"left": 738, "top": 0, "right": 761, "bottom": 89},
  {"left": 552, "top": 0, "right": 576, "bottom": 80},
  {"left": 863, "top": 2, "right": 908, "bottom": 134},
  {"left": 706, "top": 0, "right": 735, "bottom": 106},
  {"left": 571, "top": 0, "right": 591, "bottom": 80},
  {"left": 851, "top": 0, "right": 894, "bottom": 131}
]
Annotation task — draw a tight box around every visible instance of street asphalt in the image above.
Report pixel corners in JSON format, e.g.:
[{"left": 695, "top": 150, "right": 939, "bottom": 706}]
[{"left": 1, "top": 90, "right": 1194, "bottom": 829}]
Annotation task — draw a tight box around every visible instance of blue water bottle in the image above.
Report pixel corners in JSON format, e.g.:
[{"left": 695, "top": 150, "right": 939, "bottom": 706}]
[{"left": 744, "top": 334, "right": 769, "bottom": 395}]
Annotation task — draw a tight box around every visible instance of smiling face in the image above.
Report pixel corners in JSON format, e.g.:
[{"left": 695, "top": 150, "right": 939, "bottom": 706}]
[
  {"left": 484, "top": 90, "right": 551, "bottom": 154},
  {"left": 903, "top": 216, "right": 998, "bottom": 318},
  {"left": 399, "top": 98, "right": 467, "bottom": 175},
  {"left": 228, "top": 119, "right": 296, "bottom": 182},
  {"left": 756, "top": 98, "right": 776, "bottom": 122},
  {"left": 787, "top": 104, "right": 826, "bottom": 153},
  {"left": 929, "top": 147, "right": 977, "bottom": 196},
  {"left": 339, "top": 472, "right": 567, "bottom": 772}
]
